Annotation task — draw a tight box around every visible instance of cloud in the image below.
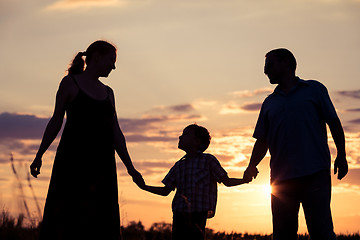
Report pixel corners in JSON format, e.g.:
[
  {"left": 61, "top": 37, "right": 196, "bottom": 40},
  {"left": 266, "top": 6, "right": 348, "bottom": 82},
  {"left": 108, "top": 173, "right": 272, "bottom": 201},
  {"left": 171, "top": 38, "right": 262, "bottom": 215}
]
[
  {"left": 219, "top": 88, "right": 269, "bottom": 115},
  {"left": 121, "top": 113, "right": 205, "bottom": 143},
  {"left": 169, "top": 104, "right": 194, "bottom": 112},
  {"left": 345, "top": 108, "right": 360, "bottom": 112},
  {"left": 209, "top": 127, "right": 255, "bottom": 167},
  {"left": 45, "top": 0, "right": 126, "bottom": 11},
  {"left": 117, "top": 159, "right": 175, "bottom": 177},
  {"left": 336, "top": 90, "right": 360, "bottom": 99},
  {"left": 337, "top": 169, "right": 360, "bottom": 186},
  {"left": 0, "top": 112, "right": 49, "bottom": 140},
  {"left": 125, "top": 134, "right": 176, "bottom": 142},
  {"left": 120, "top": 114, "right": 204, "bottom": 133},
  {"left": 231, "top": 88, "right": 273, "bottom": 98},
  {"left": 137, "top": 160, "right": 174, "bottom": 169},
  {"left": 219, "top": 104, "right": 243, "bottom": 115},
  {"left": 0, "top": 111, "right": 203, "bottom": 142},
  {"left": 0, "top": 156, "right": 9, "bottom": 164},
  {"left": 348, "top": 118, "right": 360, "bottom": 124},
  {"left": 333, "top": 183, "right": 360, "bottom": 195},
  {"left": 240, "top": 103, "right": 262, "bottom": 112},
  {"left": 219, "top": 102, "right": 262, "bottom": 114},
  {"left": 150, "top": 104, "right": 195, "bottom": 113}
]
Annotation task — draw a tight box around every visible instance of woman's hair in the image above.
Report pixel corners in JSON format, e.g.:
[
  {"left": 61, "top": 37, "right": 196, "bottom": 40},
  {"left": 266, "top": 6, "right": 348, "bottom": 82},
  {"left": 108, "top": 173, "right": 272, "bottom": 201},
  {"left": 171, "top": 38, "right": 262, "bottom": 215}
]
[
  {"left": 185, "top": 124, "right": 211, "bottom": 152},
  {"left": 68, "top": 40, "right": 117, "bottom": 75}
]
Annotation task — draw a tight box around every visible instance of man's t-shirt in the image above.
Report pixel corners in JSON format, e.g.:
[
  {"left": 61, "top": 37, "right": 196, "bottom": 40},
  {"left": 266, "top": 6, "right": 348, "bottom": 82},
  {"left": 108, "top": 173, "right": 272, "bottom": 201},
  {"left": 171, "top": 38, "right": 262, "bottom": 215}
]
[{"left": 253, "top": 78, "right": 338, "bottom": 182}]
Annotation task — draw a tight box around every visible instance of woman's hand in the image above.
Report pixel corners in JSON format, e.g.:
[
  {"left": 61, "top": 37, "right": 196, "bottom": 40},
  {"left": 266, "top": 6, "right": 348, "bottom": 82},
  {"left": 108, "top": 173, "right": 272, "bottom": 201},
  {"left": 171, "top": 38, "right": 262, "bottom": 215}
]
[
  {"left": 30, "top": 156, "right": 42, "bottom": 178},
  {"left": 128, "top": 168, "right": 145, "bottom": 188}
]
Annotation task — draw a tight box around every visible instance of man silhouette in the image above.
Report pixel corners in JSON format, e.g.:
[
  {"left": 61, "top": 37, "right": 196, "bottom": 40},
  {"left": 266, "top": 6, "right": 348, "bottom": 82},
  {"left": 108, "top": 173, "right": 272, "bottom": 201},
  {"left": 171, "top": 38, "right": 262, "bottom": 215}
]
[{"left": 244, "top": 48, "right": 348, "bottom": 240}]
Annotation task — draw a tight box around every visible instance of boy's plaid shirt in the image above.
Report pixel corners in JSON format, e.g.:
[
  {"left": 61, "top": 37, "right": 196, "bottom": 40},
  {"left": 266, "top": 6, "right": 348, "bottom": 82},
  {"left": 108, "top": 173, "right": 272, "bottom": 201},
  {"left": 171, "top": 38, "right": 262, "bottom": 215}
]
[{"left": 162, "top": 152, "right": 227, "bottom": 218}]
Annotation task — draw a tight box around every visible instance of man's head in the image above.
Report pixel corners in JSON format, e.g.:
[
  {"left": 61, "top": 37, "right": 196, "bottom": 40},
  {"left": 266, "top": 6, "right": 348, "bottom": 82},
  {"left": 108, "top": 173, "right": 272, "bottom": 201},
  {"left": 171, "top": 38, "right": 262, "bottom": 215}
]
[
  {"left": 178, "top": 124, "right": 211, "bottom": 153},
  {"left": 264, "top": 48, "right": 297, "bottom": 84}
]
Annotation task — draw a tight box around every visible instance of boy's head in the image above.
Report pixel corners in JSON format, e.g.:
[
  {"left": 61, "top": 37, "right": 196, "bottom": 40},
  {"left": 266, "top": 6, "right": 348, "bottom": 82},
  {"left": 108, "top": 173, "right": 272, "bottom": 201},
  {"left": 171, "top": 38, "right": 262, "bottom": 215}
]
[{"left": 178, "top": 124, "right": 211, "bottom": 153}]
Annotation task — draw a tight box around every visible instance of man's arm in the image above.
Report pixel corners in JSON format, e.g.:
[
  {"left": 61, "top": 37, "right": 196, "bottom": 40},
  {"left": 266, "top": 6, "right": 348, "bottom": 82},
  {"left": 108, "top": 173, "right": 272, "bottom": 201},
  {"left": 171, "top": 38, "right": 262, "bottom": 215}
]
[
  {"left": 244, "top": 138, "right": 268, "bottom": 181},
  {"left": 328, "top": 117, "right": 348, "bottom": 180}
]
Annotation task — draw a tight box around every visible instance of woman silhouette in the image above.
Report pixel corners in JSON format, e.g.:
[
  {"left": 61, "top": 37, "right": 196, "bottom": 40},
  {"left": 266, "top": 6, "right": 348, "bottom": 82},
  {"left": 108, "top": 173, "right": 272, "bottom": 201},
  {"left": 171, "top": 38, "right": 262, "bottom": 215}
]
[{"left": 30, "top": 40, "right": 144, "bottom": 240}]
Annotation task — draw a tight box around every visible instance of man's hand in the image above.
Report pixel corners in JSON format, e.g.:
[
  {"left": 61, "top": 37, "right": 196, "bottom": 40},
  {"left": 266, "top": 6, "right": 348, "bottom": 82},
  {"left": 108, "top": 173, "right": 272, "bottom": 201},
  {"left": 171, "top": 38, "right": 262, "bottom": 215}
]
[
  {"left": 334, "top": 155, "right": 348, "bottom": 180},
  {"left": 244, "top": 165, "right": 259, "bottom": 182}
]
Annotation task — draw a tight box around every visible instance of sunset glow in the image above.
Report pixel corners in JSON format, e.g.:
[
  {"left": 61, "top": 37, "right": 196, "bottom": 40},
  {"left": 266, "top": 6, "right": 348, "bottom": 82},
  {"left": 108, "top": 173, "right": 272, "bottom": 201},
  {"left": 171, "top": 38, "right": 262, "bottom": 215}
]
[
  {"left": 264, "top": 185, "right": 272, "bottom": 196},
  {"left": 1, "top": 0, "right": 360, "bottom": 235}
]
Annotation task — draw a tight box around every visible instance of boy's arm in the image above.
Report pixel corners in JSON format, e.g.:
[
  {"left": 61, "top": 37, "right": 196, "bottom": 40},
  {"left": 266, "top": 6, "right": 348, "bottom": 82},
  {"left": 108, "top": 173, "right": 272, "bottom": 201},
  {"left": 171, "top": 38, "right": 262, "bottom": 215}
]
[
  {"left": 142, "top": 185, "right": 173, "bottom": 196},
  {"left": 221, "top": 175, "right": 251, "bottom": 187}
]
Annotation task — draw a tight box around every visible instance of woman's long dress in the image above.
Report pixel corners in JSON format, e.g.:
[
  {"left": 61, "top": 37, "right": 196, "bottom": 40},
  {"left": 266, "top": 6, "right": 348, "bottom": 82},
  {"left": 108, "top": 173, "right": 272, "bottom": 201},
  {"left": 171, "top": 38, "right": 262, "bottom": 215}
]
[{"left": 40, "top": 77, "right": 120, "bottom": 240}]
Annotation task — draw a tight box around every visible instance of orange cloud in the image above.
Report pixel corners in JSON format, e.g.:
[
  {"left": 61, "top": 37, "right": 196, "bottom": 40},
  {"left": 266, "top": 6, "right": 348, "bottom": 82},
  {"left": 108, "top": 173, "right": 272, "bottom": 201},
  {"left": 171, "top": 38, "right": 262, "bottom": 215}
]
[
  {"left": 219, "top": 102, "right": 262, "bottom": 114},
  {"left": 231, "top": 88, "right": 273, "bottom": 98},
  {"left": 45, "top": 0, "right": 125, "bottom": 10},
  {"left": 150, "top": 104, "right": 195, "bottom": 113}
]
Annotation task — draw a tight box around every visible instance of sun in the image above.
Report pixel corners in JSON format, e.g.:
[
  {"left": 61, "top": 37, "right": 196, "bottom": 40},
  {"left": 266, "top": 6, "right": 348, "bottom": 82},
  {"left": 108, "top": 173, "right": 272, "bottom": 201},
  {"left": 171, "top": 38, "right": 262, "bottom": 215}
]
[{"left": 263, "top": 184, "right": 272, "bottom": 195}]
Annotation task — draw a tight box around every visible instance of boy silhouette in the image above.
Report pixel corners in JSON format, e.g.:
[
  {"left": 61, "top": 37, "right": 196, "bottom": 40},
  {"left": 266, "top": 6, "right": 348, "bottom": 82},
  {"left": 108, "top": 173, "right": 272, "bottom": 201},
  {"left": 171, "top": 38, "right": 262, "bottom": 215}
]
[{"left": 141, "top": 124, "right": 250, "bottom": 240}]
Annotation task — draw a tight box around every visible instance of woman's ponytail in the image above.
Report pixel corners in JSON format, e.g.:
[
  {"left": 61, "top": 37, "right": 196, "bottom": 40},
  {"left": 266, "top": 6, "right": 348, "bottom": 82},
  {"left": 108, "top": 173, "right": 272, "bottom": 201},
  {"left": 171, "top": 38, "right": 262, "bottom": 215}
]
[
  {"left": 68, "top": 52, "right": 86, "bottom": 75},
  {"left": 67, "top": 40, "right": 116, "bottom": 75}
]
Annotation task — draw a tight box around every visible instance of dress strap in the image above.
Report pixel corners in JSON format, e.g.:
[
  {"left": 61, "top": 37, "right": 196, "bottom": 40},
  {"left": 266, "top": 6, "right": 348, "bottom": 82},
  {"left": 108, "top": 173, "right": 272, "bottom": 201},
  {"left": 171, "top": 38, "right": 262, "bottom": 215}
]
[{"left": 69, "top": 75, "right": 111, "bottom": 101}]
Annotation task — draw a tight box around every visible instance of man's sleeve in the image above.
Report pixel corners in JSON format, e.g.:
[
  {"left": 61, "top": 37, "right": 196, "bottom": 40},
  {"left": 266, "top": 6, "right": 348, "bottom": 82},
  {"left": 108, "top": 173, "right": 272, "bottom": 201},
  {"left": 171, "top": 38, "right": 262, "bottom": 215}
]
[
  {"left": 316, "top": 81, "right": 338, "bottom": 122},
  {"left": 253, "top": 101, "right": 268, "bottom": 140}
]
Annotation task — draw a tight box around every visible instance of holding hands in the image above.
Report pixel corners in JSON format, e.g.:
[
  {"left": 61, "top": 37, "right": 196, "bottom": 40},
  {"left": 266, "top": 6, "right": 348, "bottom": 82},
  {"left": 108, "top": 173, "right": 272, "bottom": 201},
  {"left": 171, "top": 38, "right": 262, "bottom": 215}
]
[
  {"left": 243, "top": 165, "right": 259, "bottom": 182},
  {"left": 128, "top": 168, "right": 145, "bottom": 188}
]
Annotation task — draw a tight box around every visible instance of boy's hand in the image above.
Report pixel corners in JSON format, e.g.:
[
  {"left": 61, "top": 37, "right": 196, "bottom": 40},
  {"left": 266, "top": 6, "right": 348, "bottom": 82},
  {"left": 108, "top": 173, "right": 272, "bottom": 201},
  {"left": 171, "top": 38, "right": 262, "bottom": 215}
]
[
  {"left": 129, "top": 169, "right": 145, "bottom": 188},
  {"left": 243, "top": 177, "right": 253, "bottom": 184}
]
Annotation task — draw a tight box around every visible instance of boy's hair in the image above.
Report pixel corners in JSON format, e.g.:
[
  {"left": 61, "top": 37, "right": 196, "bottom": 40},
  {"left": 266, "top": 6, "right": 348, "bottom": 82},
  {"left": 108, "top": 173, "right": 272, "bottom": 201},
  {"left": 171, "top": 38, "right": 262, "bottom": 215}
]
[{"left": 185, "top": 124, "right": 211, "bottom": 152}]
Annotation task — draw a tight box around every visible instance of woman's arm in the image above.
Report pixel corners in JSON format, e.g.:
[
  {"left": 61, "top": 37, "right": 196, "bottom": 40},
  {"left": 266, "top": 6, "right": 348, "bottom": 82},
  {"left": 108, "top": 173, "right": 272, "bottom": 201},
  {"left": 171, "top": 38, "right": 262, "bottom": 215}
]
[
  {"left": 110, "top": 89, "right": 145, "bottom": 187},
  {"left": 30, "top": 77, "right": 74, "bottom": 177}
]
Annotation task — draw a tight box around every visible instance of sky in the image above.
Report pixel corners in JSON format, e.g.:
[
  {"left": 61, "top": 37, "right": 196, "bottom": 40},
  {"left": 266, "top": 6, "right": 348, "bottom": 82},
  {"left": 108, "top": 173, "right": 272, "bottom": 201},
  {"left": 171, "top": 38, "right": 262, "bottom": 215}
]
[{"left": 1, "top": 0, "right": 360, "bottom": 234}]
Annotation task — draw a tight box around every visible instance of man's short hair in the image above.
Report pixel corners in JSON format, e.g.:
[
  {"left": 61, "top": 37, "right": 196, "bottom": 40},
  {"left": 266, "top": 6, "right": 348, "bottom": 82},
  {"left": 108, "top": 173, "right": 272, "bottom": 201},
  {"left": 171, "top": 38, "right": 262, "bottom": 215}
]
[
  {"left": 185, "top": 124, "right": 211, "bottom": 152},
  {"left": 266, "top": 48, "right": 297, "bottom": 71}
]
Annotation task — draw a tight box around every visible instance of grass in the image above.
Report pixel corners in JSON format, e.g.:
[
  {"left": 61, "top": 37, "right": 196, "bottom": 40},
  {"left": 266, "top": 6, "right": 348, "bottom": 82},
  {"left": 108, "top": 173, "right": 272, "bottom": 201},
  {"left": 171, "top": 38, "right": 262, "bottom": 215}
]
[
  {"left": 0, "top": 210, "right": 39, "bottom": 240},
  {"left": 2, "top": 212, "right": 358, "bottom": 240},
  {"left": 8, "top": 155, "right": 358, "bottom": 239}
]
